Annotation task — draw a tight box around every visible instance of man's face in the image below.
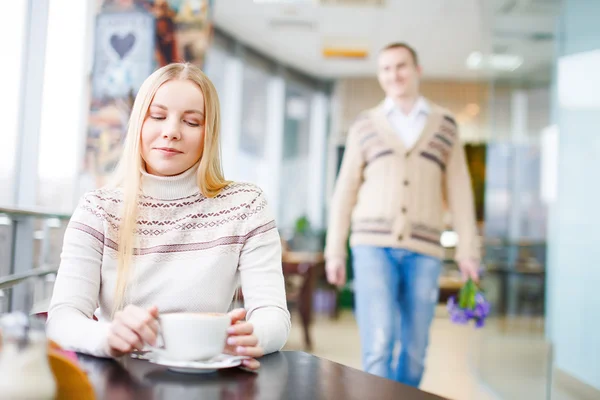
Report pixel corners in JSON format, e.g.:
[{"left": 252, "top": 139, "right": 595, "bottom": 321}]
[{"left": 377, "top": 47, "right": 422, "bottom": 99}]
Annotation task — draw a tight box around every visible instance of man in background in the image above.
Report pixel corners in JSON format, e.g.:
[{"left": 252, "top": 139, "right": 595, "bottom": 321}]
[{"left": 325, "top": 42, "right": 480, "bottom": 387}]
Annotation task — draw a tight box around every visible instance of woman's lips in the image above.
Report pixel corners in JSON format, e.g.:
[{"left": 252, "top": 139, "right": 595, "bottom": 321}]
[{"left": 155, "top": 147, "right": 183, "bottom": 155}]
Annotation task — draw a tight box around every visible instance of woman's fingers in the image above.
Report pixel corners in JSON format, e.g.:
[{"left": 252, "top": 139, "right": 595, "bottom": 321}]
[
  {"left": 236, "top": 346, "right": 264, "bottom": 358},
  {"left": 107, "top": 305, "right": 161, "bottom": 357},
  {"left": 227, "top": 335, "right": 258, "bottom": 347},
  {"left": 241, "top": 358, "right": 261, "bottom": 370},
  {"left": 119, "top": 307, "right": 158, "bottom": 346},
  {"left": 147, "top": 305, "right": 159, "bottom": 318},
  {"left": 112, "top": 323, "right": 144, "bottom": 350},
  {"left": 227, "top": 321, "right": 253, "bottom": 336},
  {"left": 227, "top": 308, "right": 247, "bottom": 324},
  {"left": 107, "top": 332, "right": 133, "bottom": 356}
]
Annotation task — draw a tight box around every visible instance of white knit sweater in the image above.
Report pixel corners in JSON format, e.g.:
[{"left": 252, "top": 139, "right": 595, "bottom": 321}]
[{"left": 46, "top": 165, "right": 291, "bottom": 357}]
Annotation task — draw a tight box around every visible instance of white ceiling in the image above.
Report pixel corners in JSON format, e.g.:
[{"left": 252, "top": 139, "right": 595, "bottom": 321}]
[{"left": 213, "top": 0, "right": 559, "bottom": 81}]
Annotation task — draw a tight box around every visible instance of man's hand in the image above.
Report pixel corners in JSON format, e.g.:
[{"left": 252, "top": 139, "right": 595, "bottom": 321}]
[
  {"left": 458, "top": 259, "right": 480, "bottom": 283},
  {"left": 325, "top": 257, "right": 347, "bottom": 288}
]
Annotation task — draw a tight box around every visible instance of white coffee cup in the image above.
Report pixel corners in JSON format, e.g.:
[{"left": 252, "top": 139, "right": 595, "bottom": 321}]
[{"left": 152, "top": 312, "right": 231, "bottom": 362}]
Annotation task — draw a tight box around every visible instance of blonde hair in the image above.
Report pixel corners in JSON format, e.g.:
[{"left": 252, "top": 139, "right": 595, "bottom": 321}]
[{"left": 108, "top": 63, "right": 230, "bottom": 315}]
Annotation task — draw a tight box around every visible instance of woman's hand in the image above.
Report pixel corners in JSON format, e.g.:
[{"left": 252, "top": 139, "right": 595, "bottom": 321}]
[
  {"left": 225, "top": 308, "right": 264, "bottom": 370},
  {"left": 106, "top": 305, "right": 159, "bottom": 358}
]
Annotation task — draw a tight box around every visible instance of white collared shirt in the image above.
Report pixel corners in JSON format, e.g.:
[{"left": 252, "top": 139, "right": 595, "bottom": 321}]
[{"left": 383, "top": 96, "right": 430, "bottom": 149}]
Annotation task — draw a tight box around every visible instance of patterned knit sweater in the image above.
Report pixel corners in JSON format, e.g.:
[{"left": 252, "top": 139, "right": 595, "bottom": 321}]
[
  {"left": 325, "top": 100, "right": 480, "bottom": 263},
  {"left": 46, "top": 164, "right": 290, "bottom": 357}
]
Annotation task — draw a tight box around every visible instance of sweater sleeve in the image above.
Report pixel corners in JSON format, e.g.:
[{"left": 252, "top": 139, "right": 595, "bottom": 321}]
[
  {"left": 444, "top": 121, "right": 481, "bottom": 263},
  {"left": 46, "top": 193, "right": 112, "bottom": 357},
  {"left": 237, "top": 188, "right": 291, "bottom": 355},
  {"left": 324, "top": 121, "right": 365, "bottom": 260}
]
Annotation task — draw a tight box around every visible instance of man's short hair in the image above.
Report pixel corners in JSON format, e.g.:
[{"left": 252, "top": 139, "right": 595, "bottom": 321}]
[{"left": 380, "top": 42, "right": 419, "bottom": 66}]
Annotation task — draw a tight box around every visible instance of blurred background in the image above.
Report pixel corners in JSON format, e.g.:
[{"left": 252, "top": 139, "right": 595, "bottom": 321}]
[{"left": 1, "top": 0, "right": 598, "bottom": 399}]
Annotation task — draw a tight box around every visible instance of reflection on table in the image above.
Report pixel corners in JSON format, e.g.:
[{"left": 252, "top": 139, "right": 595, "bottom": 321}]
[{"left": 77, "top": 350, "right": 447, "bottom": 400}]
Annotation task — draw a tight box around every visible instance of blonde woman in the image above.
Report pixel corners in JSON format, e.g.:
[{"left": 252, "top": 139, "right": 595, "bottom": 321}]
[{"left": 46, "top": 63, "right": 290, "bottom": 370}]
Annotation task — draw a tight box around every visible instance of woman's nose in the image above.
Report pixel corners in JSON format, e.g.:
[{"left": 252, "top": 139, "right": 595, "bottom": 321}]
[{"left": 162, "top": 120, "right": 181, "bottom": 140}]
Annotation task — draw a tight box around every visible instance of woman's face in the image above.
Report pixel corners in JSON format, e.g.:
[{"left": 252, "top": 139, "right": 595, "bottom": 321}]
[{"left": 140, "top": 79, "right": 205, "bottom": 177}]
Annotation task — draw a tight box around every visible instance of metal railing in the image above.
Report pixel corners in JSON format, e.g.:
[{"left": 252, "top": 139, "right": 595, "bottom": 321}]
[
  {"left": 0, "top": 206, "right": 71, "bottom": 313},
  {"left": 0, "top": 206, "right": 71, "bottom": 221},
  {"left": 0, "top": 266, "right": 59, "bottom": 290},
  {"left": 0, "top": 266, "right": 58, "bottom": 314}
]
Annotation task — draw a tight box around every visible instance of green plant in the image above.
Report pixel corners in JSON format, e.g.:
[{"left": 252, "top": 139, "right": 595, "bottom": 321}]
[{"left": 294, "top": 215, "right": 311, "bottom": 235}]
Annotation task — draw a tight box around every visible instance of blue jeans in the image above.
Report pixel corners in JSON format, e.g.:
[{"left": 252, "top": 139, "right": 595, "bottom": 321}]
[{"left": 351, "top": 246, "right": 441, "bottom": 387}]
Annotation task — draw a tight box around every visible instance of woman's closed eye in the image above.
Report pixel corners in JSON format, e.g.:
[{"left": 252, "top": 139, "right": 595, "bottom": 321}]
[{"left": 149, "top": 115, "right": 199, "bottom": 127}]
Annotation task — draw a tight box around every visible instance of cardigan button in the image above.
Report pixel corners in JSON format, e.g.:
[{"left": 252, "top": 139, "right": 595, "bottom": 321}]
[
  {"left": 402, "top": 207, "right": 407, "bottom": 214},
  {"left": 398, "top": 234, "right": 404, "bottom": 241},
  {"left": 404, "top": 179, "right": 409, "bottom": 186}
]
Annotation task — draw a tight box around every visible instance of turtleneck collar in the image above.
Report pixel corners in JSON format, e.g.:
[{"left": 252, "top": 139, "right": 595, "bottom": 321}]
[{"left": 140, "top": 162, "right": 201, "bottom": 200}]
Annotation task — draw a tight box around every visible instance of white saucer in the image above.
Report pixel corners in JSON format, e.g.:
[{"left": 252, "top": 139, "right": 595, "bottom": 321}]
[{"left": 145, "top": 353, "right": 249, "bottom": 374}]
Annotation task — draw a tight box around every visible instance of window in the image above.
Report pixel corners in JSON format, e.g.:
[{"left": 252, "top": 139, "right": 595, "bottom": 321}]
[
  {"left": 283, "top": 85, "right": 311, "bottom": 159},
  {"left": 239, "top": 54, "right": 272, "bottom": 157},
  {"left": 0, "top": 1, "right": 28, "bottom": 206},
  {"left": 37, "top": 0, "right": 92, "bottom": 210},
  {"left": 279, "top": 83, "right": 313, "bottom": 229}
]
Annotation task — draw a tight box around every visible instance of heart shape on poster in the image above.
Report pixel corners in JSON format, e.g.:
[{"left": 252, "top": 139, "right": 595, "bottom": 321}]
[{"left": 110, "top": 33, "right": 136, "bottom": 59}]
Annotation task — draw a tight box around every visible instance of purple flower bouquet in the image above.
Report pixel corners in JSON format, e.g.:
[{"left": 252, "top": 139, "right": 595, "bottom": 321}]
[{"left": 447, "top": 278, "right": 490, "bottom": 328}]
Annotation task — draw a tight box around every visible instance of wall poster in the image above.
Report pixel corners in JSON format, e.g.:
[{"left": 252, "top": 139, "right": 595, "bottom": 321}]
[{"left": 81, "top": 0, "right": 213, "bottom": 190}]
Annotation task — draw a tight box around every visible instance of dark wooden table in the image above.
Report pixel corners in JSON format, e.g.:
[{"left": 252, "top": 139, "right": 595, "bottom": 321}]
[{"left": 77, "top": 351, "right": 447, "bottom": 400}]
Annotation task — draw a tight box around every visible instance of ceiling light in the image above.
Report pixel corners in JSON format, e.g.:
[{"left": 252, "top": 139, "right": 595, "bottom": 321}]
[
  {"left": 322, "top": 36, "right": 369, "bottom": 59},
  {"left": 488, "top": 54, "right": 523, "bottom": 71},
  {"left": 322, "top": 47, "right": 368, "bottom": 59},
  {"left": 466, "top": 51, "right": 523, "bottom": 72},
  {"left": 268, "top": 18, "right": 316, "bottom": 30},
  {"left": 253, "top": 0, "right": 313, "bottom": 3},
  {"left": 466, "top": 52, "right": 483, "bottom": 69}
]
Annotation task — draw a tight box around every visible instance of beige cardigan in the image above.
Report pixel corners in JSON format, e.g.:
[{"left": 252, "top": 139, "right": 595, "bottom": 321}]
[{"left": 325, "top": 99, "right": 480, "bottom": 263}]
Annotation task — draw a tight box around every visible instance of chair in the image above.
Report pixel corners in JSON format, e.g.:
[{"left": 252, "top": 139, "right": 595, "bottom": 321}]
[
  {"left": 281, "top": 239, "right": 325, "bottom": 351},
  {"left": 233, "top": 239, "right": 325, "bottom": 351},
  {"left": 47, "top": 341, "right": 95, "bottom": 400}
]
